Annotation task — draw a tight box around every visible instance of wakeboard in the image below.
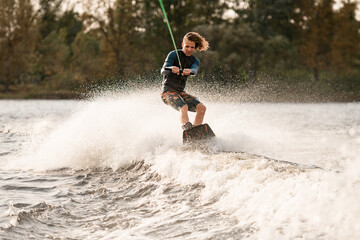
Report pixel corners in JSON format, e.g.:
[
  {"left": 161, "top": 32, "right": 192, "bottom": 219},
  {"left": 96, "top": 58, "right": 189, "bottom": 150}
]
[{"left": 183, "top": 123, "right": 215, "bottom": 144}]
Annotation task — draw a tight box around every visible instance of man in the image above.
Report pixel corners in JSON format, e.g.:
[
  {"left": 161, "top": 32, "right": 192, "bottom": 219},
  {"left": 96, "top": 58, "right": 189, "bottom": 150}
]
[{"left": 161, "top": 32, "right": 209, "bottom": 130}]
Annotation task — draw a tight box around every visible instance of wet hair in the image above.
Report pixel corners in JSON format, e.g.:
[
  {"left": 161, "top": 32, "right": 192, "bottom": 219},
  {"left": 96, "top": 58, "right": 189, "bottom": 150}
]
[{"left": 183, "top": 32, "right": 209, "bottom": 51}]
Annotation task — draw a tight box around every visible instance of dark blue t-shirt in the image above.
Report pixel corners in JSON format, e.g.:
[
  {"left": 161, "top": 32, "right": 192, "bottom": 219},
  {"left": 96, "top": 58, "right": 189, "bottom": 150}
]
[{"left": 161, "top": 50, "right": 200, "bottom": 92}]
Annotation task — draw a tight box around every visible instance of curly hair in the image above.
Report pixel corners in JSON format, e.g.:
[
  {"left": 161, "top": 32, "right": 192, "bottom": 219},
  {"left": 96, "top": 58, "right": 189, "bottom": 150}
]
[{"left": 183, "top": 32, "right": 209, "bottom": 51}]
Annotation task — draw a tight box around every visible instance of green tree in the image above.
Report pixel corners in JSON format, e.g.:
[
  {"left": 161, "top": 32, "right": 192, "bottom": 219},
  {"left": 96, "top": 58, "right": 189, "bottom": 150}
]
[
  {"left": 58, "top": 10, "right": 83, "bottom": 46},
  {"left": 330, "top": 1, "right": 360, "bottom": 71},
  {"left": 70, "top": 32, "right": 102, "bottom": 84},
  {"left": 38, "top": 0, "right": 63, "bottom": 38},
  {"left": 232, "top": 0, "right": 296, "bottom": 40},
  {"left": 83, "top": 0, "right": 151, "bottom": 74},
  {"left": 261, "top": 35, "right": 297, "bottom": 70},
  {"left": 296, "top": 0, "right": 335, "bottom": 81},
  {"left": 218, "top": 23, "right": 264, "bottom": 83},
  {"left": 37, "top": 30, "right": 71, "bottom": 89},
  {"left": 0, "top": 0, "right": 38, "bottom": 91},
  {"left": 36, "top": 5, "right": 84, "bottom": 90},
  {"left": 227, "top": 0, "right": 297, "bottom": 82}
]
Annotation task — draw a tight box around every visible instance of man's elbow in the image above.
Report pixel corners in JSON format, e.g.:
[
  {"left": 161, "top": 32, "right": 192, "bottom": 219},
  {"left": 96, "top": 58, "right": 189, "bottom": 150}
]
[
  {"left": 191, "top": 69, "right": 198, "bottom": 76},
  {"left": 161, "top": 68, "right": 171, "bottom": 76}
]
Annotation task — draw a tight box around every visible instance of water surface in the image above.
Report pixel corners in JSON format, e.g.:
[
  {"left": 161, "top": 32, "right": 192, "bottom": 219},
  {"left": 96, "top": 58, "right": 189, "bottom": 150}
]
[{"left": 1, "top": 94, "right": 360, "bottom": 239}]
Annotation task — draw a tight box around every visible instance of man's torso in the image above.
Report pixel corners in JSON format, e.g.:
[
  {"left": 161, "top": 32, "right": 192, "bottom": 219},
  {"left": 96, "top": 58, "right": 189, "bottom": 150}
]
[{"left": 161, "top": 50, "right": 197, "bottom": 92}]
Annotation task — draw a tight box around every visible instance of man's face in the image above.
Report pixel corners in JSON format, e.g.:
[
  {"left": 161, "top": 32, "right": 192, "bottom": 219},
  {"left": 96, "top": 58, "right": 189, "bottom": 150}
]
[{"left": 182, "top": 39, "right": 196, "bottom": 56}]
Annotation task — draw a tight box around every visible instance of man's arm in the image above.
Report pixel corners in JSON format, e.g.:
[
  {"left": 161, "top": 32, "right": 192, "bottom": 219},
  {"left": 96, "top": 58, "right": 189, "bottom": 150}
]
[
  {"left": 161, "top": 51, "right": 177, "bottom": 75},
  {"left": 183, "top": 57, "right": 200, "bottom": 76}
]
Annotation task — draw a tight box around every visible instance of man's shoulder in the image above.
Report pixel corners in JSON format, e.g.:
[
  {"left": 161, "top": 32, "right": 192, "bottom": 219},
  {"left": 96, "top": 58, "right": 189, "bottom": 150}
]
[
  {"left": 167, "top": 50, "right": 177, "bottom": 58},
  {"left": 191, "top": 55, "right": 200, "bottom": 65}
]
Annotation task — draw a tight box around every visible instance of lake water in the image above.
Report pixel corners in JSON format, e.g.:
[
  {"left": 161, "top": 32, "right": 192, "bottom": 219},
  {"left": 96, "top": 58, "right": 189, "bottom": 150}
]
[{"left": 1, "top": 91, "right": 360, "bottom": 239}]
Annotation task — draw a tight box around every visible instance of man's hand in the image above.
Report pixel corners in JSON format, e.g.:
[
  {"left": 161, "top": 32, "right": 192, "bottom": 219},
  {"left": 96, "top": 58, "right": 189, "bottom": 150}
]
[
  {"left": 182, "top": 69, "right": 191, "bottom": 76},
  {"left": 172, "top": 66, "right": 180, "bottom": 75}
]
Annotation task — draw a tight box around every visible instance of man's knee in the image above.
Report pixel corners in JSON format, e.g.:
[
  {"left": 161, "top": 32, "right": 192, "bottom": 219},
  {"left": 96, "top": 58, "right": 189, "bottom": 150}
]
[
  {"left": 180, "top": 104, "right": 188, "bottom": 112},
  {"left": 196, "top": 103, "right": 206, "bottom": 114}
]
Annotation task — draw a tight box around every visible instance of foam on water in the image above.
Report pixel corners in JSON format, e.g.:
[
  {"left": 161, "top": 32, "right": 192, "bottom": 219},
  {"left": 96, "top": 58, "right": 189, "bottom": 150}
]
[
  {"left": 2, "top": 92, "right": 360, "bottom": 239},
  {"left": 149, "top": 148, "right": 360, "bottom": 239}
]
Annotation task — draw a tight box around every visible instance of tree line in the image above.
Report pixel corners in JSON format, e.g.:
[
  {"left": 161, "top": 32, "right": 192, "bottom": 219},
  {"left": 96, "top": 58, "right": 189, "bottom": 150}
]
[{"left": 0, "top": 0, "right": 359, "bottom": 100}]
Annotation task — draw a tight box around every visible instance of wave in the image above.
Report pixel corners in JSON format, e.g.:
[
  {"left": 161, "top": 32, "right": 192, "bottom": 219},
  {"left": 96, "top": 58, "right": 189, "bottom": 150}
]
[{"left": 2, "top": 92, "right": 360, "bottom": 239}]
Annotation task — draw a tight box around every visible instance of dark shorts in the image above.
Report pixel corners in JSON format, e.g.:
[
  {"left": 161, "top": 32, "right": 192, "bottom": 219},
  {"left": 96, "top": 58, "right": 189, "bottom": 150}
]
[{"left": 161, "top": 90, "right": 201, "bottom": 112}]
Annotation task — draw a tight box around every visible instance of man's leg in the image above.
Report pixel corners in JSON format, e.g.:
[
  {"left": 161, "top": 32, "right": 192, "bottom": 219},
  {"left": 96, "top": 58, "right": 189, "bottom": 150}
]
[
  {"left": 193, "top": 103, "right": 206, "bottom": 126},
  {"left": 162, "top": 90, "right": 189, "bottom": 127},
  {"left": 180, "top": 104, "right": 190, "bottom": 125}
]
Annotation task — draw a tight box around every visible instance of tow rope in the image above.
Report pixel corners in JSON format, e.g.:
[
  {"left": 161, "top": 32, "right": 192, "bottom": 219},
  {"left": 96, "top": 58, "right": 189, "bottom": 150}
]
[{"left": 158, "top": 0, "right": 182, "bottom": 70}]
